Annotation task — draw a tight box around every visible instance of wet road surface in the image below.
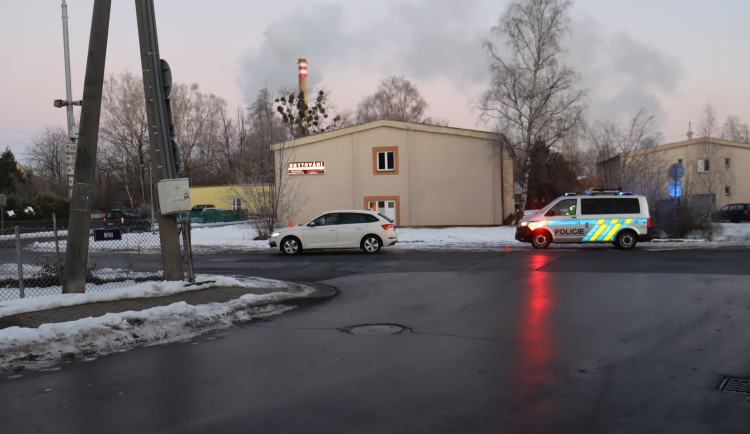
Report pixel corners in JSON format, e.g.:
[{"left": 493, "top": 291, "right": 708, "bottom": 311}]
[{"left": 2, "top": 248, "right": 750, "bottom": 433}]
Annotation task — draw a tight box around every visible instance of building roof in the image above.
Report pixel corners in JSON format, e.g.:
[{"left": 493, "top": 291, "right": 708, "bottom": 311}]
[
  {"left": 615, "top": 136, "right": 750, "bottom": 159},
  {"left": 270, "top": 120, "right": 503, "bottom": 151}
]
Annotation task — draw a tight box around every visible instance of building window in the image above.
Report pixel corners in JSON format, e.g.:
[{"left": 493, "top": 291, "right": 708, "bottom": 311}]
[
  {"left": 725, "top": 186, "right": 731, "bottom": 195},
  {"left": 697, "top": 159, "right": 710, "bottom": 173},
  {"left": 377, "top": 151, "right": 395, "bottom": 171},
  {"left": 678, "top": 159, "right": 683, "bottom": 165},
  {"left": 232, "top": 197, "right": 242, "bottom": 210},
  {"left": 725, "top": 158, "right": 731, "bottom": 167},
  {"left": 372, "top": 147, "right": 399, "bottom": 175}
]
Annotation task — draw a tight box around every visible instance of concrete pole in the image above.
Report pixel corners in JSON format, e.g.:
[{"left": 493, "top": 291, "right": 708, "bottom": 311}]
[
  {"left": 62, "top": 0, "right": 112, "bottom": 294},
  {"left": 135, "top": 0, "right": 184, "bottom": 281},
  {"left": 15, "top": 226, "right": 24, "bottom": 299},
  {"left": 61, "top": 0, "right": 77, "bottom": 141}
]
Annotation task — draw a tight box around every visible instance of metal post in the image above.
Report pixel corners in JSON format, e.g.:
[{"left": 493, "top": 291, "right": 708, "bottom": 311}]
[
  {"left": 63, "top": 0, "right": 112, "bottom": 294},
  {"left": 185, "top": 214, "right": 195, "bottom": 283},
  {"left": 150, "top": 164, "right": 156, "bottom": 232},
  {"left": 135, "top": 0, "right": 184, "bottom": 281},
  {"left": 15, "top": 226, "right": 24, "bottom": 299},
  {"left": 53, "top": 213, "right": 62, "bottom": 283}
]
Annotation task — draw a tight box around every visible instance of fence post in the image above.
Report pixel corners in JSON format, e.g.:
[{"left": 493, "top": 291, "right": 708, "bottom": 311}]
[
  {"left": 53, "top": 213, "right": 63, "bottom": 285},
  {"left": 15, "top": 226, "right": 24, "bottom": 299}
]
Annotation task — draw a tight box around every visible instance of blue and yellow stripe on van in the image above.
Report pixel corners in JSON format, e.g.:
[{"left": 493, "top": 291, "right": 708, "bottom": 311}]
[{"left": 581, "top": 218, "right": 647, "bottom": 242}]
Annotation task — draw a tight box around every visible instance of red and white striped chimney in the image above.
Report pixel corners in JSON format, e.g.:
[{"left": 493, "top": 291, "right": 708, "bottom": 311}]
[{"left": 297, "top": 58, "right": 308, "bottom": 106}]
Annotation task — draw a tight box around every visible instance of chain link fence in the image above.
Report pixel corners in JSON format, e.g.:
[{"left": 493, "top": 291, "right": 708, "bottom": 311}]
[{"left": 0, "top": 215, "right": 193, "bottom": 302}]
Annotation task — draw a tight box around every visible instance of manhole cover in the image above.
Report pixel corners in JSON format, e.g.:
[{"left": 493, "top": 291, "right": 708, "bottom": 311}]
[
  {"left": 720, "top": 377, "right": 750, "bottom": 395},
  {"left": 340, "top": 324, "right": 405, "bottom": 335}
]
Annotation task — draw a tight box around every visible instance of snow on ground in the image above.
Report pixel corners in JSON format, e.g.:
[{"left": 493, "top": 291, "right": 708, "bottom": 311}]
[
  {"left": 0, "top": 274, "right": 290, "bottom": 318},
  {"left": 16, "top": 221, "right": 750, "bottom": 254},
  {"left": 0, "top": 275, "right": 311, "bottom": 372}
]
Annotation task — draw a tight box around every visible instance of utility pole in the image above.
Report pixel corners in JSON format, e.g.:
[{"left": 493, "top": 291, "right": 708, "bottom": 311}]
[
  {"left": 62, "top": 0, "right": 112, "bottom": 294},
  {"left": 135, "top": 0, "right": 184, "bottom": 281},
  {"left": 55, "top": 0, "right": 83, "bottom": 198}
]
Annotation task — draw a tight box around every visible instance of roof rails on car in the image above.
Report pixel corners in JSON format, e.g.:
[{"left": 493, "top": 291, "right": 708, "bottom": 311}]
[{"left": 585, "top": 188, "right": 633, "bottom": 196}]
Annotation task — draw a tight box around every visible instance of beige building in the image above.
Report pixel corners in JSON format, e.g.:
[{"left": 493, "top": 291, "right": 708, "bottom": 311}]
[
  {"left": 271, "top": 120, "right": 515, "bottom": 227},
  {"left": 598, "top": 136, "right": 750, "bottom": 210}
]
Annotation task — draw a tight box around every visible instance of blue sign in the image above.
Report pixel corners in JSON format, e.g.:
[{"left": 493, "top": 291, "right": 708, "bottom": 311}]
[
  {"left": 94, "top": 228, "right": 122, "bottom": 241},
  {"left": 669, "top": 163, "right": 685, "bottom": 180},
  {"left": 668, "top": 180, "right": 683, "bottom": 197}
]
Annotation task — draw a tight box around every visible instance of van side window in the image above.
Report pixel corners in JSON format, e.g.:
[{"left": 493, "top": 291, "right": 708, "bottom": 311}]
[
  {"left": 581, "top": 199, "right": 614, "bottom": 215},
  {"left": 613, "top": 198, "right": 640, "bottom": 214},
  {"left": 545, "top": 199, "right": 577, "bottom": 216}
]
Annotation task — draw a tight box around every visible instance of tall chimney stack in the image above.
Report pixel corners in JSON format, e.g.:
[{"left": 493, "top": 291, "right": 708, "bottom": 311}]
[{"left": 297, "top": 58, "right": 308, "bottom": 107}]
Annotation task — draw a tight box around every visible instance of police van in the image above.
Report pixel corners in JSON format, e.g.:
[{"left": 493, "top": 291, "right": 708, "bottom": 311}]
[{"left": 515, "top": 189, "right": 654, "bottom": 250}]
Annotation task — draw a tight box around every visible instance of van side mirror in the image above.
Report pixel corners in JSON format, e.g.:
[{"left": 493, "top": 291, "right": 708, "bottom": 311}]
[{"left": 545, "top": 210, "right": 556, "bottom": 217}]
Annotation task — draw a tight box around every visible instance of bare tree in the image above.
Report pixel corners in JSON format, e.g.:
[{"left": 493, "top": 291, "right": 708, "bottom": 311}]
[
  {"left": 478, "top": 0, "right": 586, "bottom": 223},
  {"left": 698, "top": 103, "right": 719, "bottom": 138},
  {"left": 589, "top": 108, "right": 662, "bottom": 189},
  {"left": 721, "top": 115, "right": 750, "bottom": 143},
  {"left": 355, "top": 76, "right": 448, "bottom": 126},
  {"left": 28, "top": 125, "right": 68, "bottom": 194},
  {"left": 692, "top": 102, "right": 731, "bottom": 209}
]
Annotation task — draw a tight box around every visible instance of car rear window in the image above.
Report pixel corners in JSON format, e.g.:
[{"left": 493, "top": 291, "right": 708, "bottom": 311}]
[
  {"left": 581, "top": 198, "right": 640, "bottom": 215},
  {"left": 105, "top": 211, "right": 122, "bottom": 219},
  {"left": 379, "top": 213, "right": 394, "bottom": 223}
]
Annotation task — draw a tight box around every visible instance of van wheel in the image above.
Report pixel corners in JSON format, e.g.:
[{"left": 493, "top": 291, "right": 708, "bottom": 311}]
[
  {"left": 531, "top": 230, "right": 551, "bottom": 249},
  {"left": 615, "top": 230, "right": 638, "bottom": 250},
  {"left": 281, "top": 236, "right": 302, "bottom": 255},
  {"left": 361, "top": 235, "right": 382, "bottom": 253}
]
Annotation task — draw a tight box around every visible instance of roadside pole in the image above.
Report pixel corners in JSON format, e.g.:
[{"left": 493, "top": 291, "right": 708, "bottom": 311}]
[
  {"left": 62, "top": 0, "right": 112, "bottom": 294},
  {"left": 135, "top": 0, "right": 184, "bottom": 280}
]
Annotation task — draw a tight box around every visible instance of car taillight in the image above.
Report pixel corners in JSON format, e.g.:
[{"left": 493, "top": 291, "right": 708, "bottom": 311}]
[
  {"left": 745, "top": 210, "right": 748, "bottom": 215},
  {"left": 647, "top": 218, "right": 651, "bottom": 228},
  {"left": 121, "top": 217, "right": 125, "bottom": 223},
  {"left": 103, "top": 217, "right": 106, "bottom": 221},
  {"left": 382, "top": 224, "right": 395, "bottom": 231}
]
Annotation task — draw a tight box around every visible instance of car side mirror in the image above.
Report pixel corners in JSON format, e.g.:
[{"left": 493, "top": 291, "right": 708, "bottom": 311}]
[{"left": 308, "top": 222, "right": 315, "bottom": 227}]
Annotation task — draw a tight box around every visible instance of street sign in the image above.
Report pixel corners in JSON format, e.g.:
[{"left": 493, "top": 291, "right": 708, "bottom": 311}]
[
  {"left": 668, "top": 180, "right": 683, "bottom": 197},
  {"left": 0, "top": 194, "right": 6, "bottom": 207},
  {"left": 94, "top": 228, "right": 122, "bottom": 241},
  {"left": 669, "top": 163, "right": 685, "bottom": 180}
]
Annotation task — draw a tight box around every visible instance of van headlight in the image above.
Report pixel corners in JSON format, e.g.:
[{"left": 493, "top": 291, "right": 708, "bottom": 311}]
[
  {"left": 271, "top": 232, "right": 280, "bottom": 238},
  {"left": 519, "top": 222, "right": 528, "bottom": 227}
]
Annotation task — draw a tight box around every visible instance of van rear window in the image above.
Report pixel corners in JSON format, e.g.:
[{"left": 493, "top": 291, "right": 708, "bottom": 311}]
[{"left": 581, "top": 198, "right": 640, "bottom": 215}]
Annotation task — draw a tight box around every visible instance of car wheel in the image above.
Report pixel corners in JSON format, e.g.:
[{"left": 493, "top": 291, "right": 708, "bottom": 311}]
[
  {"left": 361, "top": 235, "right": 382, "bottom": 253},
  {"left": 615, "top": 230, "right": 638, "bottom": 250},
  {"left": 281, "top": 236, "right": 302, "bottom": 255},
  {"left": 531, "top": 230, "right": 551, "bottom": 249}
]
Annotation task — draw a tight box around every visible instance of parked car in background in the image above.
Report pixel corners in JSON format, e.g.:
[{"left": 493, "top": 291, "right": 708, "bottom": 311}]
[
  {"left": 268, "top": 210, "right": 398, "bottom": 255},
  {"left": 192, "top": 204, "right": 216, "bottom": 211},
  {"left": 104, "top": 209, "right": 151, "bottom": 232},
  {"left": 713, "top": 203, "right": 750, "bottom": 223}
]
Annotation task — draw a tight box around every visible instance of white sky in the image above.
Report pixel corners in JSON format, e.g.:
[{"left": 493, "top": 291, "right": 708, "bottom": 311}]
[{"left": 1, "top": 0, "right": 749, "bottom": 162}]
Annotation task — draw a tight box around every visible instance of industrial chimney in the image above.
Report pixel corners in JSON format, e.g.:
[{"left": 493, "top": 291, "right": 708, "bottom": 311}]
[{"left": 297, "top": 58, "right": 308, "bottom": 107}]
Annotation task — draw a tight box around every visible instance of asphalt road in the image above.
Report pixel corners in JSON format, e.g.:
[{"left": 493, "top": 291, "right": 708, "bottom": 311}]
[{"left": 3, "top": 247, "right": 750, "bottom": 433}]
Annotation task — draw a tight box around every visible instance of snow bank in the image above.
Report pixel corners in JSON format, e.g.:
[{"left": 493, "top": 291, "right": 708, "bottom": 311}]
[
  {"left": 0, "top": 275, "right": 310, "bottom": 372},
  {"left": 0, "top": 274, "right": 289, "bottom": 319},
  {"left": 394, "top": 226, "right": 521, "bottom": 250}
]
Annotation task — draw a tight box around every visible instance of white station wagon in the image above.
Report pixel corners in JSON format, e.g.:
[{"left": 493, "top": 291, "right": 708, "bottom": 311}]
[{"left": 268, "top": 210, "right": 398, "bottom": 255}]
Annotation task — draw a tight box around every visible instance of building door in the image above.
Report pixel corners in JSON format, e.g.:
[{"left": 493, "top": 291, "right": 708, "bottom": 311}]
[{"left": 368, "top": 200, "right": 397, "bottom": 224}]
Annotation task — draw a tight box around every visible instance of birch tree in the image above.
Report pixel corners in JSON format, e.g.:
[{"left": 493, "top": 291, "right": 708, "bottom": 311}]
[{"left": 478, "top": 0, "right": 586, "bottom": 224}]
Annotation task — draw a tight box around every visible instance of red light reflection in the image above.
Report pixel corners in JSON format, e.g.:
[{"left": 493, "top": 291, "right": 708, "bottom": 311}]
[{"left": 515, "top": 253, "right": 556, "bottom": 398}]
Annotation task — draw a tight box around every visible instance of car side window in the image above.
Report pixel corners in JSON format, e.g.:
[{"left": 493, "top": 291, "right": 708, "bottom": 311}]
[
  {"left": 312, "top": 214, "right": 339, "bottom": 226},
  {"left": 729, "top": 205, "right": 737, "bottom": 211},
  {"left": 363, "top": 214, "right": 380, "bottom": 223},
  {"left": 545, "top": 199, "right": 577, "bottom": 217},
  {"left": 339, "top": 213, "right": 366, "bottom": 225}
]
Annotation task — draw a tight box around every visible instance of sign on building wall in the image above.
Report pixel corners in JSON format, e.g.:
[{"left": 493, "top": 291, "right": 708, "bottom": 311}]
[{"left": 288, "top": 161, "right": 325, "bottom": 175}]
